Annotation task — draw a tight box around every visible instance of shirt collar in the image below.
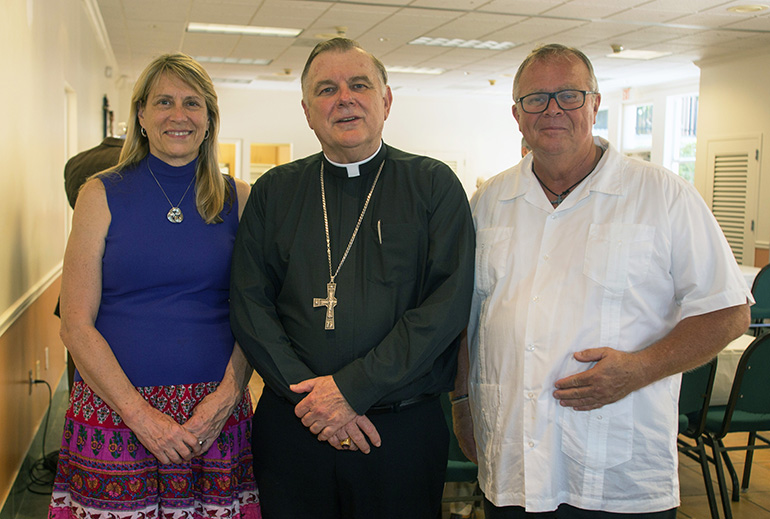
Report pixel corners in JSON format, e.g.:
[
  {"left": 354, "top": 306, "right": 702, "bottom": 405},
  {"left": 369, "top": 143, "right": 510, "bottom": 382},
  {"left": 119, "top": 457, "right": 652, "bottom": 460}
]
[
  {"left": 498, "top": 136, "right": 623, "bottom": 203},
  {"left": 323, "top": 141, "right": 384, "bottom": 178}
]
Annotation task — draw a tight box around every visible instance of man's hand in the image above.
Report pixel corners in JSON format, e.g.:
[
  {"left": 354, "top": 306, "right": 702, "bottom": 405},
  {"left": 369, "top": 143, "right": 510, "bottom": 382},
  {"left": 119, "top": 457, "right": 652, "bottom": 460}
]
[
  {"left": 291, "top": 375, "right": 357, "bottom": 441},
  {"left": 452, "top": 400, "right": 477, "bottom": 464},
  {"left": 553, "top": 347, "right": 646, "bottom": 411},
  {"left": 327, "top": 415, "right": 382, "bottom": 453}
]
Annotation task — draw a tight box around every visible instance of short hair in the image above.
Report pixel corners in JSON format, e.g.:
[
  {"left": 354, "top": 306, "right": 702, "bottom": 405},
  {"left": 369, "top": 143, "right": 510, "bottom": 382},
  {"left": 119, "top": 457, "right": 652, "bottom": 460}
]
[
  {"left": 301, "top": 37, "right": 388, "bottom": 98},
  {"left": 512, "top": 44, "right": 599, "bottom": 100},
  {"left": 521, "top": 137, "right": 531, "bottom": 151},
  {"left": 111, "top": 53, "right": 230, "bottom": 224}
]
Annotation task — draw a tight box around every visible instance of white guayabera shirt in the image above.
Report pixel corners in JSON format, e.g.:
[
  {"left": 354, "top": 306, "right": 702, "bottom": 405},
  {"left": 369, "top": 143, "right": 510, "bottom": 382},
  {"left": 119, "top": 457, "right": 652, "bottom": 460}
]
[{"left": 468, "top": 137, "right": 751, "bottom": 513}]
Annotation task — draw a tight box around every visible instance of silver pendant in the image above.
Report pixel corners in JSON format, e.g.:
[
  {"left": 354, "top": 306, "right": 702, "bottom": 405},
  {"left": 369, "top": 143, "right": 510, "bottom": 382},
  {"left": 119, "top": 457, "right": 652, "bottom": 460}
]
[{"left": 167, "top": 207, "right": 183, "bottom": 223}]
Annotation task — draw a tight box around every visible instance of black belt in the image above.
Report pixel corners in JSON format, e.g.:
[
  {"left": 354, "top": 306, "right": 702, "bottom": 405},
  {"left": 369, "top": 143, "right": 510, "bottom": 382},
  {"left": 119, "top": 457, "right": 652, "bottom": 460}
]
[{"left": 367, "top": 394, "right": 438, "bottom": 414}]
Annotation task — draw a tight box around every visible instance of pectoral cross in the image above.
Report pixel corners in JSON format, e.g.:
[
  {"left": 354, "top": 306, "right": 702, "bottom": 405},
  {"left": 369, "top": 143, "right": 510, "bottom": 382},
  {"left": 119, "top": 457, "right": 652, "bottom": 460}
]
[{"left": 313, "top": 282, "right": 338, "bottom": 330}]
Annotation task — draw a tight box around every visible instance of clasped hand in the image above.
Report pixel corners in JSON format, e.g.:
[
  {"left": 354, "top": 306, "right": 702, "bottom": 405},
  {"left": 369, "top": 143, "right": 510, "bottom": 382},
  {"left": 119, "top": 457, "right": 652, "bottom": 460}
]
[
  {"left": 130, "top": 387, "right": 236, "bottom": 464},
  {"left": 291, "top": 375, "right": 381, "bottom": 453},
  {"left": 553, "top": 347, "right": 646, "bottom": 411}
]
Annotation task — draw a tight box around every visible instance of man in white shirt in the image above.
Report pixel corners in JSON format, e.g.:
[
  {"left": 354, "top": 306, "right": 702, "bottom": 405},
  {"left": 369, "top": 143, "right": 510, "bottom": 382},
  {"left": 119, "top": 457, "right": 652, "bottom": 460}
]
[{"left": 452, "top": 43, "right": 752, "bottom": 518}]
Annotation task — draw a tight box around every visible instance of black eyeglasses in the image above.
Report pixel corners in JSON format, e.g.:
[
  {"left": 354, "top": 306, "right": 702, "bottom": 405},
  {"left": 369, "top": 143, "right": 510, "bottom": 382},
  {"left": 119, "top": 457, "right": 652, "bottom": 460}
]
[{"left": 516, "top": 89, "right": 598, "bottom": 114}]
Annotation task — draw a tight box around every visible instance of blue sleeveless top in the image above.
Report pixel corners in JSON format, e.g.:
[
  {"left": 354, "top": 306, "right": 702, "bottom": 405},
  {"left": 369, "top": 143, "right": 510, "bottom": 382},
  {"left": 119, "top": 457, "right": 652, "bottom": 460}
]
[{"left": 94, "top": 154, "right": 239, "bottom": 387}]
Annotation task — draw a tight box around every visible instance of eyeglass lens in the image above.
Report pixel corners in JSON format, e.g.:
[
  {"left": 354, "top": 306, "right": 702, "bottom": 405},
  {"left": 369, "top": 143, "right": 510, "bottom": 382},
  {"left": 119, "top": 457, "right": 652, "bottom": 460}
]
[{"left": 520, "top": 90, "right": 586, "bottom": 113}]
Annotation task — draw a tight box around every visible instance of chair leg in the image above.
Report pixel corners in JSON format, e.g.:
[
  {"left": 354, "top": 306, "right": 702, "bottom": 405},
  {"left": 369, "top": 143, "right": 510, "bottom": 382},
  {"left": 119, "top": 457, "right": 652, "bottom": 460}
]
[
  {"left": 709, "top": 435, "right": 734, "bottom": 519},
  {"left": 717, "top": 439, "right": 741, "bottom": 502},
  {"left": 741, "top": 431, "right": 757, "bottom": 492},
  {"left": 697, "top": 437, "right": 721, "bottom": 519}
]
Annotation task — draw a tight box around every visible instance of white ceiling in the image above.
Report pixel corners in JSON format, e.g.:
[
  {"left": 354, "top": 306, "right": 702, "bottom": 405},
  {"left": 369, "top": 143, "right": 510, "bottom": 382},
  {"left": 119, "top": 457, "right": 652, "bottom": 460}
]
[{"left": 96, "top": 0, "right": 770, "bottom": 96}]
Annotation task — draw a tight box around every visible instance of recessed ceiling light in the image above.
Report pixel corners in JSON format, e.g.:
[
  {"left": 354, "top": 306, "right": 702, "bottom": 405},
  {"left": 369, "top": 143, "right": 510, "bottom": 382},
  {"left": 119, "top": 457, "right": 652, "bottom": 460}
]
[
  {"left": 409, "top": 37, "right": 515, "bottom": 51},
  {"left": 212, "top": 78, "right": 253, "bottom": 84},
  {"left": 195, "top": 56, "right": 272, "bottom": 66},
  {"left": 187, "top": 23, "right": 302, "bottom": 37},
  {"left": 606, "top": 49, "right": 671, "bottom": 60},
  {"left": 727, "top": 4, "right": 769, "bottom": 12},
  {"left": 387, "top": 66, "right": 445, "bottom": 75}
]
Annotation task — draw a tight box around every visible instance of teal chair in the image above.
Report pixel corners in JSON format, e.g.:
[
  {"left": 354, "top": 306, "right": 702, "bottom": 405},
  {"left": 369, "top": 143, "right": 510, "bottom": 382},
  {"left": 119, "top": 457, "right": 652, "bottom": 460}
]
[
  {"left": 439, "top": 393, "right": 482, "bottom": 513},
  {"left": 703, "top": 334, "right": 770, "bottom": 519},
  {"left": 749, "top": 264, "right": 770, "bottom": 335},
  {"left": 677, "top": 359, "right": 719, "bottom": 519}
]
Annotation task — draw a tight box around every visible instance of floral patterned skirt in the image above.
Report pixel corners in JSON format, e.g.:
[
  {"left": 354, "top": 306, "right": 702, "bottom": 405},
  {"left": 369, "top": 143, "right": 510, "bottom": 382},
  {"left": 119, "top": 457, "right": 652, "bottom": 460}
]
[{"left": 48, "top": 381, "right": 261, "bottom": 519}]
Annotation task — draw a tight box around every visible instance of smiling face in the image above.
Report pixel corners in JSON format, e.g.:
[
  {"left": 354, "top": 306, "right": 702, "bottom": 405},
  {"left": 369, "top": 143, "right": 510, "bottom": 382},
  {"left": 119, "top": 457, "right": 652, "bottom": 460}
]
[
  {"left": 513, "top": 56, "right": 600, "bottom": 160},
  {"left": 301, "top": 48, "right": 393, "bottom": 163},
  {"left": 138, "top": 72, "right": 209, "bottom": 166}
]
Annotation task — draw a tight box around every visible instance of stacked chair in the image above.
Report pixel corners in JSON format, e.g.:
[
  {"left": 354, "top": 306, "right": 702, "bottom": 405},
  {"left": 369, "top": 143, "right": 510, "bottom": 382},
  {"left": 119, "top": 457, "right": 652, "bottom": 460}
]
[
  {"left": 701, "top": 333, "right": 770, "bottom": 519},
  {"left": 677, "top": 358, "right": 720, "bottom": 519}
]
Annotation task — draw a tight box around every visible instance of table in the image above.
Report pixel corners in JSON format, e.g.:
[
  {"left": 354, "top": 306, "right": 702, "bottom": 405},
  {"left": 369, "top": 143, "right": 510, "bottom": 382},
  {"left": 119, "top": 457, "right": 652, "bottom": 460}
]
[{"left": 710, "top": 333, "right": 756, "bottom": 406}]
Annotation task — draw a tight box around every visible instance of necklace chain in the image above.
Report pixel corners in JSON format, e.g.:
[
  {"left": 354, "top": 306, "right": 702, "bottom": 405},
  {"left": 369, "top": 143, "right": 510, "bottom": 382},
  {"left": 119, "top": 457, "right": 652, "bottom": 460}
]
[
  {"left": 531, "top": 166, "right": 593, "bottom": 206},
  {"left": 320, "top": 160, "right": 384, "bottom": 283},
  {"left": 531, "top": 147, "right": 604, "bottom": 207},
  {"left": 147, "top": 160, "right": 196, "bottom": 223}
]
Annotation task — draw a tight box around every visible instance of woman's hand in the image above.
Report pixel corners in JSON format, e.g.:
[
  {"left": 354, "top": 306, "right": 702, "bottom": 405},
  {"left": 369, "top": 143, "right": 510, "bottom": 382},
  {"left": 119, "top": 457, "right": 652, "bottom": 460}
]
[
  {"left": 126, "top": 404, "right": 204, "bottom": 464},
  {"left": 182, "top": 384, "right": 242, "bottom": 455}
]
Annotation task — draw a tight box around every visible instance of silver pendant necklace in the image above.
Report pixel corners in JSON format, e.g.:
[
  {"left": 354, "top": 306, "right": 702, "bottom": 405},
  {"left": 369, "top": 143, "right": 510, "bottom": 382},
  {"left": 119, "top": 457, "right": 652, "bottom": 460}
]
[
  {"left": 313, "top": 160, "right": 384, "bottom": 330},
  {"left": 147, "top": 160, "right": 196, "bottom": 223}
]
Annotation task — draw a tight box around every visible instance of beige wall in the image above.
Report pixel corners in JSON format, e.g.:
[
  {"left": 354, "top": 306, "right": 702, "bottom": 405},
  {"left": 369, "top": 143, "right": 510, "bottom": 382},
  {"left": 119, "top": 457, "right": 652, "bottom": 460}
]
[
  {"left": 695, "top": 51, "right": 770, "bottom": 266},
  {"left": 0, "top": 0, "right": 120, "bottom": 508},
  {"left": 0, "top": 279, "right": 66, "bottom": 507}
]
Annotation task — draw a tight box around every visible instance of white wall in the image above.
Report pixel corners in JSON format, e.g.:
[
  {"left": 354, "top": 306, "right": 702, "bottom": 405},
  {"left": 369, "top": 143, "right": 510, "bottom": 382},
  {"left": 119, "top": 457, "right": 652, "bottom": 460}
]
[
  {"left": 695, "top": 51, "right": 770, "bottom": 254},
  {"left": 0, "top": 0, "right": 119, "bottom": 322},
  {"left": 217, "top": 86, "right": 521, "bottom": 196}
]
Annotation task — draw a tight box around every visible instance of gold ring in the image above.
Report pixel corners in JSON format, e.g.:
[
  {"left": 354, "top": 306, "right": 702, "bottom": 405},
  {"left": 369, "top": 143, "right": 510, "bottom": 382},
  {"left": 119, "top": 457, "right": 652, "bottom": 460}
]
[{"left": 340, "top": 437, "right": 352, "bottom": 448}]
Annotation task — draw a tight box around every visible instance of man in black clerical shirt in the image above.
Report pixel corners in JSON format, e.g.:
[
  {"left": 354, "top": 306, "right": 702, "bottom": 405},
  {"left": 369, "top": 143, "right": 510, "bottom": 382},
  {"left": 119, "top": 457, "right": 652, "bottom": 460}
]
[{"left": 230, "top": 38, "right": 475, "bottom": 518}]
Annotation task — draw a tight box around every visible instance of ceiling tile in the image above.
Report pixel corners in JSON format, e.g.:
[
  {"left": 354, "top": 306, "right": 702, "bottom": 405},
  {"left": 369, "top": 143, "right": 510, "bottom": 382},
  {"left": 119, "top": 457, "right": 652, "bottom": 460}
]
[
  {"left": 95, "top": 0, "right": 770, "bottom": 94},
  {"left": 188, "top": 3, "right": 260, "bottom": 25}
]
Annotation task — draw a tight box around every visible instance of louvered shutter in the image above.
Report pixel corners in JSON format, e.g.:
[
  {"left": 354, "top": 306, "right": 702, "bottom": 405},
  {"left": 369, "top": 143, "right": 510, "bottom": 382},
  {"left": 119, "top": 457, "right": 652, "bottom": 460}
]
[{"left": 705, "top": 138, "right": 760, "bottom": 265}]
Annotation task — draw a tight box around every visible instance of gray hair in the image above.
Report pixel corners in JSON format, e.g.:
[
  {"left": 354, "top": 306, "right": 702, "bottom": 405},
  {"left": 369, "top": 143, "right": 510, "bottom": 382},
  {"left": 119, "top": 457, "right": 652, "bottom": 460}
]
[
  {"left": 301, "top": 37, "right": 388, "bottom": 98},
  {"left": 513, "top": 43, "right": 598, "bottom": 100}
]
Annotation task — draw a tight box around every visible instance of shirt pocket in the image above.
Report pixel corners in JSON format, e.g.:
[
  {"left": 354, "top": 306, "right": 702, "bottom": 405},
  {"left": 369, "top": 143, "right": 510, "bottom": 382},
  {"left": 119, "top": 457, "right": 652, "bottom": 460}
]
[
  {"left": 365, "top": 222, "right": 419, "bottom": 286},
  {"left": 583, "top": 223, "right": 655, "bottom": 293},
  {"left": 475, "top": 228, "right": 513, "bottom": 296},
  {"left": 560, "top": 395, "right": 634, "bottom": 470}
]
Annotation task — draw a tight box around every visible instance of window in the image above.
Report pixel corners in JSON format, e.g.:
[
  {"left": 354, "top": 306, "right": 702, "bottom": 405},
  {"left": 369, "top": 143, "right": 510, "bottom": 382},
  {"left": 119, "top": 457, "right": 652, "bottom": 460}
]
[
  {"left": 635, "top": 105, "right": 653, "bottom": 135},
  {"left": 622, "top": 103, "right": 653, "bottom": 159},
  {"left": 664, "top": 94, "right": 698, "bottom": 183},
  {"left": 594, "top": 109, "right": 608, "bottom": 140}
]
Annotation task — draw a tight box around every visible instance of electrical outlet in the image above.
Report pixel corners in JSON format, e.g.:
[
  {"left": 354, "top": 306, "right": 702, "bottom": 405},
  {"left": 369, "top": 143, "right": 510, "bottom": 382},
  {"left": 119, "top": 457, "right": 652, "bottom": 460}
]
[
  {"left": 35, "top": 360, "right": 41, "bottom": 381},
  {"left": 28, "top": 370, "right": 33, "bottom": 395}
]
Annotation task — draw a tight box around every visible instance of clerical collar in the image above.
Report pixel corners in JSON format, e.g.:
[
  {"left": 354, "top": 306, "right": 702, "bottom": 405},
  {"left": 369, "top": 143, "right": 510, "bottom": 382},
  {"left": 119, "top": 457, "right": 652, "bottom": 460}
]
[{"left": 324, "top": 141, "right": 383, "bottom": 178}]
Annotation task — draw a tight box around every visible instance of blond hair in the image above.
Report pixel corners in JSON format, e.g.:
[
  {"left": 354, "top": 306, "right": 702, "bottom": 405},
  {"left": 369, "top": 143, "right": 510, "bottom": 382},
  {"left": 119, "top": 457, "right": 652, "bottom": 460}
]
[{"left": 108, "top": 53, "right": 230, "bottom": 224}]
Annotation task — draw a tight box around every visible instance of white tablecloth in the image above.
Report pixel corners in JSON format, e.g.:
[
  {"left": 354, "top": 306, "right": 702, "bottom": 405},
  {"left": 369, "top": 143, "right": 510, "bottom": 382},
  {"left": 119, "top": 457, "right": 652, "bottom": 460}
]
[
  {"left": 710, "top": 334, "right": 756, "bottom": 406},
  {"left": 740, "top": 264, "right": 760, "bottom": 291}
]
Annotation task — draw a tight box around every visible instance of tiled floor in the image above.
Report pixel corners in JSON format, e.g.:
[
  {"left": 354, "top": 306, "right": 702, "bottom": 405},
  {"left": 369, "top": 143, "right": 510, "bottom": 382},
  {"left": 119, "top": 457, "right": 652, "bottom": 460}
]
[
  {"left": 678, "top": 432, "right": 770, "bottom": 519},
  {"left": 5, "top": 374, "right": 769, "bottom": 519}
]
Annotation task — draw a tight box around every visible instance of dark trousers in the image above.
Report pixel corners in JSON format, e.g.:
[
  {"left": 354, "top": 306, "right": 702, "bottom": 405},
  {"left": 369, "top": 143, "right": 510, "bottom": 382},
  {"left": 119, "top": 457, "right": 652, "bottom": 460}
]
[
  {"left": 484, "top": 497, "right": 677, "bottom": 519},
  {"left": 252, "top": 387, "right": 449, "bottom": 519}
]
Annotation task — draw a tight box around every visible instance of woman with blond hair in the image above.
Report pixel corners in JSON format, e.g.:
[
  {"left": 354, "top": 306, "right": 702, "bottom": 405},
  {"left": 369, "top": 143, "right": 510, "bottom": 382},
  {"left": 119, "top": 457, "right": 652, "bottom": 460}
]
[{"left": 49, "top": 53, "right": 260, "bottom": 519}]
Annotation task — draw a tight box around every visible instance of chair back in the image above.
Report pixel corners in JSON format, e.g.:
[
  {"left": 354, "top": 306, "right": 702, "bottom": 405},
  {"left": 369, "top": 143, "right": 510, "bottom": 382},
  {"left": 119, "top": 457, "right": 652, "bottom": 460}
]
[
  {"left": 716, "top": 333, "right": 770, "bottom": 437},
  {"left": 679, "top": 358, "right": 717, "bottom": 437},
  {"left": 750, "top": 263, "right": 770, "bottom": 321}
]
